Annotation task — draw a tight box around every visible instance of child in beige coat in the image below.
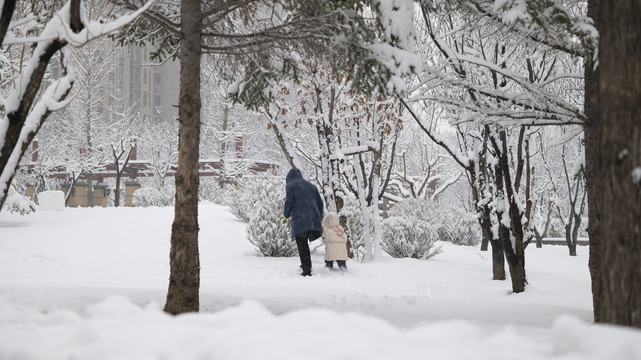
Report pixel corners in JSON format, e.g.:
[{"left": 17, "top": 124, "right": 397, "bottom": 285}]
[{"left": 322, "top": 212, "right": 348, "bottom": 270}]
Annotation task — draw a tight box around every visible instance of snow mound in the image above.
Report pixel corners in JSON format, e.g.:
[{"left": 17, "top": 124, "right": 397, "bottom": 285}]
[
  {"left": 1, "top": 296, "right": 641, "bottom": 360},
  {"left": 38, "top": 190, "right": 65, "bottom": 211}
]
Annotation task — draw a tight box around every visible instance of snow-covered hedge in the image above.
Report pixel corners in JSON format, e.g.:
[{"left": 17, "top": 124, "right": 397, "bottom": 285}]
[
  {"left": 381, "top": 198, "right": 442, "bottom": 259},
  {"left": 245, "top": 177, "right": 296, "bottom": 257},
  {"left": 2, "top": 186, "right": 36, "bottom": 215},
  {"left": 132, "top": 187, "right": 174, "bottom": 207}
]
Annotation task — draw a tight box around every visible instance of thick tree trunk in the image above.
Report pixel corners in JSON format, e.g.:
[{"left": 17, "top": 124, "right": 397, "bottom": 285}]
[
  {"left": 480, "top": 233, "right": 489, "bottom": 251},
  {"left": 479, "top": 207, "right": 505, "bottom": 280},
  {"left": 596, "top": 0, "right": 641, "bottom": 327},
  {"left": 497, "top": 215, "right": 526, "bottom": 293},
  {"left": 584, "top": 0, "right": 602, "bottom": 323},
  {"left": 0, "top": 1, "right": 17, "bottom": 44},
  {"left": 164, "top": 0, "right": 202, "bottom": 315},
  {"left": 504, "top": 192, "right": 527, "bottom": 292},
  {"left": 490, "top": 239, "right": 505, "bottom": 280}
]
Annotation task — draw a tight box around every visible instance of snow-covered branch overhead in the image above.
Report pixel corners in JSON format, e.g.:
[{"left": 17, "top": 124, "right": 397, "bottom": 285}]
[{"left": 0, "top": 0, "right": 154, "bottom": 209}]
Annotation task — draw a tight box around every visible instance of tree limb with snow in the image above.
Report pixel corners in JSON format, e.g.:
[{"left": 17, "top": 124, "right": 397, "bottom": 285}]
[{"left": 0, "top": 0, "right": 153, "bottom": 211}]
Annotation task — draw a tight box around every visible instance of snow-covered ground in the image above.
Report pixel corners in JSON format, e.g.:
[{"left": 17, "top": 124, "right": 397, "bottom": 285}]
[{"left": 1, "top": 203, "right": 640, "bottom": 360}]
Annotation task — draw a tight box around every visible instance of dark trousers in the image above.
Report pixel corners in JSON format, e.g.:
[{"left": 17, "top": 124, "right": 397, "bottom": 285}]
[
  {"left": 325, "top": 260, "right": 347, "bottom": 269},
  {"left": 295, "top": 231, "right": 314, "bottom": 275}
]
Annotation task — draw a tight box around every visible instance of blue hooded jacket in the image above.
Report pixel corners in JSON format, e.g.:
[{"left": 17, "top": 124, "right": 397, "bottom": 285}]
[{"left": 283, "top": 168, "right": 324, "bottom": 240}]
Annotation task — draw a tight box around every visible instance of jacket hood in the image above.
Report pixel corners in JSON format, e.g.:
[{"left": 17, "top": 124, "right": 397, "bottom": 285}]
[
  {"left": 323, "top": 212, "right": 345, "bottom": 236},
  {"left": 322, "top": 212, "right": 340, "bottom": 228},
  {"left": 286, "top": 168, "right": 303, "bottom": 184}
]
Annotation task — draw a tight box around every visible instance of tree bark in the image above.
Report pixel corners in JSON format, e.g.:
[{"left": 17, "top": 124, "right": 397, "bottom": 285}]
[
  {"left": 218, "top": 104, "right": 229, "bottom": 188},
  {"left": 493, "top": 129, "right": 526, "bottom": 293},
  {"left": 0, "top": 0, "right": 17, "bottom": 44},
  {"left": 477, "top": 204, "right": 505, "bottom": 280},
  {"left": 113, "top": 144, "right": 133, "bottom": 207},
  {"left": 565, "top": 224, "right": 577, "bottom": 256},
  {"left": 164, "top": 0, "right": 202, "bottom": 315},
  {"left": 584, "top": 0, "right": 602, "bottom": 323},
  {"left": 86, "top": 172, "right": 94, "bottom": 207},
  {"left": 480, "top": 232, "right": 489, "bottom": 251},
  {"left": 596, "top": 0, "right": 641, "bottom": 327}
]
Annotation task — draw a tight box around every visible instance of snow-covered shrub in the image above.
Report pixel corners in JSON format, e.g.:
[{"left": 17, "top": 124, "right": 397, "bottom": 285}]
[
  {"left": 440, "top": 207, "right": 481, "bottom": 246},
  {"left": 2, "top": 185, "right": 36, "bottom": 215},
  {"left": 199, "top": 178, "right": 228, "bottom": 205},
  {"left": 381, "top": 198, "right": 442, "bottom": 259},
  {"left": 340, "top": 193, "right": 367, "bottom": 259},
  {"left": 246, "top": 177, "right": 296, "bottom": 257},
  {"left": 382, "top": 216, "right": 442, "bottom": 259},
  {"left": 228, "top": 176, "right": 283, "bottom": 223},
  {"left": 132, "top": 187, "right": 174, "bottom": 207}
]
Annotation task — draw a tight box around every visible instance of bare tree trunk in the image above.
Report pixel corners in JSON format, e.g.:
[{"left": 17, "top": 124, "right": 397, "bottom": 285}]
[
  {"left": 0, "top": 1, "right": 17, "bottom": 43},
  {"left": 475, "top": 145, "right": 505, "bottom": 279},
  {"left": 534, "top": 198, "right": 553, "bottom": 249},
  {"left": 218, "top": 104, "right": 229, "bottom": 188},
  {"left": 494, "top": 129, "right": 526, "bottom": 293},
  {"left": 114, "top": 173, "right": 122, "bottom": 207},
  {"left": 164, "top": 0, "right": 202, "bottom": 315},
  {"left": 565, "top": 224, "right": 577, "bottom": 256},
  {"left": 584, "top": 0, "right": 602, "bottom": 323},
  {"left": 596, "top": 0, "right": 641, "bottom": 328},
  {"left": 86, "top": 93, "right": 94, "bottom": 207},
  {"left": 480, "top": 235, "right": 489, "bottom": 251},
  {"left": 86, "top": 172, "right": 94, "bottom": 207},
  {"left": 112, "top": 142, "right": 133, "bottom": 207},
  {"left": 65, "top": 171, "right": 83, "bottom": 207},
  {"left": 479, "top": 210, "right": 505, "bottom": 280}
]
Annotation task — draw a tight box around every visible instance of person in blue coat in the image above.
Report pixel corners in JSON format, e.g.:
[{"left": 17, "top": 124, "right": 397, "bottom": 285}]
[{"left": 283, "top": 168, "right": 324, "bottom": 276}]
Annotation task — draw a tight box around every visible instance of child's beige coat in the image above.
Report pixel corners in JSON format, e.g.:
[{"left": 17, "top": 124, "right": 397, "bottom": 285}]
[{"left": 322, "top": 212, "right": 348, "bottom": 261}]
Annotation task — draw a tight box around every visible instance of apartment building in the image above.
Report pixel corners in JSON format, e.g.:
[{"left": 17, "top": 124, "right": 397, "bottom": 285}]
[{"left": 104, "top": 43, "right": 180, "bottom": 125}]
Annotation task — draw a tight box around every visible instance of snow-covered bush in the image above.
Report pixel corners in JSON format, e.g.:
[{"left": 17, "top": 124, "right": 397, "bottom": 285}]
[
  {"left": 382, "top": 216, "right": 442, "bottom": 259},
  {"left": 381, "top": 198, "right": 442, "bottom": 259},
  {"left": 199, "top": 178, "right": 228, "bottom": 205},
  {"left": 246, "top": 177, "right": 296, "bottom": 257},
  {"left": 228, "top": 176, "right": 283, "bottom": 223},
  {"left": 341, "top": 193, "right": 367, "bottom": 259},
  {"left": 2, "top": 185, "right": 36, "bottom": 215},
  {"left": 132, "top": 187, "right": 174, "bottom": 207},
  {"left": 440, "top": 207, "right": 481, "bottom": 246}
]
